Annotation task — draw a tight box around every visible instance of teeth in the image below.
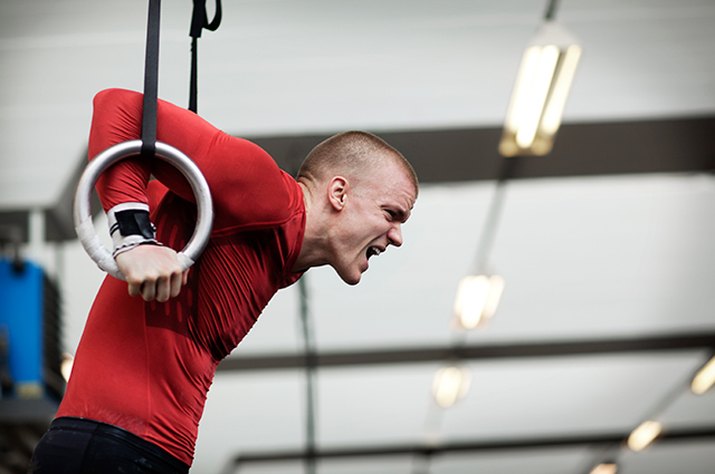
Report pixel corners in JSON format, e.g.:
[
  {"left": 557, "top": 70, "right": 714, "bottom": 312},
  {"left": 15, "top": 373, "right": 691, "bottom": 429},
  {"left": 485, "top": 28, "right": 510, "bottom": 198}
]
[{"left": 367, "top": 247, "right": 382, "bottom": 258}]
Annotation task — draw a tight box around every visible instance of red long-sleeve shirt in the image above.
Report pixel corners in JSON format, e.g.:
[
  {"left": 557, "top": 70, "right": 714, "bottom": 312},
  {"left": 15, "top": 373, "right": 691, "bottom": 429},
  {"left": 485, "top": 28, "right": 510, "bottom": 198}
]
[{"left": 58, "top": 89, "right": 305, "bottom": 465}]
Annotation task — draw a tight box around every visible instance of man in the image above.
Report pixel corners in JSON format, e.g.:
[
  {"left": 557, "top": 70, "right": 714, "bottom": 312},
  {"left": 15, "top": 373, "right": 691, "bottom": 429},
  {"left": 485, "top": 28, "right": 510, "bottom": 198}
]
[{"left": 29, "top": 88, "right": 418, "bottom": 473}]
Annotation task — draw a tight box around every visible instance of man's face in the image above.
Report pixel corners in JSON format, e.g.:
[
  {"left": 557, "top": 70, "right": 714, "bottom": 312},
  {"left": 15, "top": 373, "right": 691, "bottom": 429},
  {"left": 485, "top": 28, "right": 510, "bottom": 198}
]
[{"left": 330, "top": 161, "right": 417, "bottom": 285}]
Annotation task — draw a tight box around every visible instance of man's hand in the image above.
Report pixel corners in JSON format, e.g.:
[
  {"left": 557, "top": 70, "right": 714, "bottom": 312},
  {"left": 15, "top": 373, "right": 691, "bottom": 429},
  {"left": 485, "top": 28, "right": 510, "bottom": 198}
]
[{"left": 115, "top": 245, "right": 189, "bottom": 302}]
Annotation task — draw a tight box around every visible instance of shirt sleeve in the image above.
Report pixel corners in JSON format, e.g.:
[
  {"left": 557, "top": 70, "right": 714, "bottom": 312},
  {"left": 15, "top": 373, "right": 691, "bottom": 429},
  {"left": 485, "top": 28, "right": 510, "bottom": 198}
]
[{"left": 88, "top": 88, "right": 294, "bottom": 234}]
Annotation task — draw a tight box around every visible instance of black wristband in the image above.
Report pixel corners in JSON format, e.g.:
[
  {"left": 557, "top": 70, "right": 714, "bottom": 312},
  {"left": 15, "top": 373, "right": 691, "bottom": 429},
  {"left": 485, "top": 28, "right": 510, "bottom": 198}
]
[
  {"left": 107, "top": 203, "right": 162, "bottom": 259},
  {"left": 111, "top": 209, "right": 156, "bottom": 239}
]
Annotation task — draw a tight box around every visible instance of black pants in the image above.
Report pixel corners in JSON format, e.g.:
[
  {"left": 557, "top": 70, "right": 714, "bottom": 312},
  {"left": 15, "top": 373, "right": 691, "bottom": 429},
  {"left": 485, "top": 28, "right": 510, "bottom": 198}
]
[{"left": 29, "top": 417, "right": 189, "bottom": 474}]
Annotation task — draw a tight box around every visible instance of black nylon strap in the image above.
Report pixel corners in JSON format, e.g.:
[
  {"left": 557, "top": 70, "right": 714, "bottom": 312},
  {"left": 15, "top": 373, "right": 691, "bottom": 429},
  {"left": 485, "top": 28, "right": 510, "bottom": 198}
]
[
  {"left": 141, "top": 0, "right": 161, "bottom": 158},
  {"left": 188, "top": 0, "right": 222, "bottom": 113},
  {"left": 189, "top": 37, "right": 199, "bottom": 113},
  {"left": 113, "top": 210, "right": 156, "bottom": 239}
]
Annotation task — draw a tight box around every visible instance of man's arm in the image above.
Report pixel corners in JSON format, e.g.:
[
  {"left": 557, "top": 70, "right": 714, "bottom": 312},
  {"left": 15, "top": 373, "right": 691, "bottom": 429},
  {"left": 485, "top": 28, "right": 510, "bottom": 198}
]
[
  {"left": 88, "top": 88, "right": 295, "bottom": 300},
  {"left": 89, "top": 88, "right": 218, "bottom": 209},
  {"left": 88, "top": 89, "right": 215, "bottom": 301}
]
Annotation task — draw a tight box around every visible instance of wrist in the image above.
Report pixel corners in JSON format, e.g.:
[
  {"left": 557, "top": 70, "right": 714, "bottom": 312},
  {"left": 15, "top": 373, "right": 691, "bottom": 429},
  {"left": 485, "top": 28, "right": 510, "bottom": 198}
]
[{"left": 107, "top": 203, "right": 162, "bottom": 258}]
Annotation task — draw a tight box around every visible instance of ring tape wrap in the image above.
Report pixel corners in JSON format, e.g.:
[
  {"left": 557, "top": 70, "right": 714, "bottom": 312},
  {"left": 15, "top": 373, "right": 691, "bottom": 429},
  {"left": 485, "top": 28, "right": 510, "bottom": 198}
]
[{"left": 74, "top": 139, "right": 213, "bottom": 281}]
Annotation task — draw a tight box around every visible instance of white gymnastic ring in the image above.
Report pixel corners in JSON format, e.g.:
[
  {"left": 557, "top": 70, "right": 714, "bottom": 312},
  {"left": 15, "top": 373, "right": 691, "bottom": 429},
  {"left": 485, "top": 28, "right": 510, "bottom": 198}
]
[{"left": 73, "top": 139, "right": 213, "bottom": 281}]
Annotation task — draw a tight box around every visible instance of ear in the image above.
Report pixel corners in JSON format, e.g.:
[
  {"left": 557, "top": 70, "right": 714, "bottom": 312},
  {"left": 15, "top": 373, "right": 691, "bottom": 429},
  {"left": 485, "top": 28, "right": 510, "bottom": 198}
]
[{"left": 327, "top": 176, "right": 349, "bottom": 211}]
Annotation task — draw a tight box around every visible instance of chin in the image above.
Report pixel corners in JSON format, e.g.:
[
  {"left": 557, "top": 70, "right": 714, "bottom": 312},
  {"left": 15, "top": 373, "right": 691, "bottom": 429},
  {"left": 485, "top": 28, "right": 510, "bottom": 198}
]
[
  {"left": 336, "top": 268, "right": 362, "bottom": 286},
  {"left": 341, "top": 274, "right": 361, "bottom": 286},
  {"left": 332, "top": 261, "right": 366, "bottom": 286}
]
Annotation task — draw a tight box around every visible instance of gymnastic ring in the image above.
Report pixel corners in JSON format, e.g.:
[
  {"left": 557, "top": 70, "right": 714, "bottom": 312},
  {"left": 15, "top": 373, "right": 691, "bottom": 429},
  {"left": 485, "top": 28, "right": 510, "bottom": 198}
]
[{"left": 73, "top": 139, "right": 213, "bottom": 281}]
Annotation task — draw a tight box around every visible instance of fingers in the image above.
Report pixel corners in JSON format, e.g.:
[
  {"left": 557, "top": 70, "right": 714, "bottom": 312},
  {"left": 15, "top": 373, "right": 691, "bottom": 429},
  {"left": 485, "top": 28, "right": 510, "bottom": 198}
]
[
  {"left": 127, "top": 280, "right": 142, "bottom": 298},
  {"left": 169, "top": 271, "right": 184, "bottom": 299},
  {"left": 133, "top": 271, "right": 183, "bottom": 303},
  {"left": 115, "top": 246, "right": 189, "bottom": 303},
  {"left": 143, "top": 270, "right": 185, "bottom": 302},
  {"left": 140, "top": 280, "right": 157, "bottom": 302}
]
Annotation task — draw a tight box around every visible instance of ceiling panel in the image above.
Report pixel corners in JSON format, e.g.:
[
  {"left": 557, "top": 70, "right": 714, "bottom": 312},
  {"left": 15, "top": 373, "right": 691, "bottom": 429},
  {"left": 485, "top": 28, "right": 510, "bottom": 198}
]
[
  {"left": 316, "top": 364, "right": 436, "bottom": 446},
  {"left": 440, "top": 353, "right": 709, "bottom": 439},
  {"left": 430, "top": 448, "right": 591, "bottom": 474},
  {"left": 195, "top": 371, "right": 305, "bottom": 472},
  {"left": 618, "top": 441, "right": 715, "bottom": 474},
  {"left": 316, "top": 457, "right": 414, "bottom": 474},
  {"left": 2, "top": 0, "right": 715, "bottom": 208},
  {"left": 660, "top": 389, "right": 715, "bottom": 426}
]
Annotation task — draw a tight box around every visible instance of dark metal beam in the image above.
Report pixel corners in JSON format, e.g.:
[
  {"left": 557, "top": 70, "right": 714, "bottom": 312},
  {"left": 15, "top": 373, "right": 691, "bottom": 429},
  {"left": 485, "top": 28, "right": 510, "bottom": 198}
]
[
  {"left": 228, "top": 426, "right": 715, "bottom": 469},
  {"left": 217, "top": 332, "right": 715, "bottom": 373},
  {"left": 254, "top": 116, "right": 715, "bottom": 184},
  {"left": 3, "top": 116, "right": 713, "bottom": 243}
]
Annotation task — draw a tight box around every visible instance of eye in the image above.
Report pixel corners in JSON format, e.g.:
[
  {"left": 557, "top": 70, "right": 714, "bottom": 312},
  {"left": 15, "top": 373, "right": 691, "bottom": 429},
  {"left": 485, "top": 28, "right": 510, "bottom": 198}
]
[{"left": 384, "top": 209, "right": 397, "bottom": 221}]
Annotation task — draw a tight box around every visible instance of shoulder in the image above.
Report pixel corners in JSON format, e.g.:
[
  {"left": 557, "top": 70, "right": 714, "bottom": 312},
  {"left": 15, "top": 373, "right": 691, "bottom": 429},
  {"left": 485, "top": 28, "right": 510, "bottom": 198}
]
[{"left": 92, "top": 88, "right": 141, "bottom": 109}]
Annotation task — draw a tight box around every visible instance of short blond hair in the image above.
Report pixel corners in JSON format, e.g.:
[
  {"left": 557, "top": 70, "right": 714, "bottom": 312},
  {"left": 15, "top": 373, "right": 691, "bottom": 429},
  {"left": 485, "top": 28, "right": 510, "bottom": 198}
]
[{"left": 298, "top": 131, "right": 418, "bottom": 191}]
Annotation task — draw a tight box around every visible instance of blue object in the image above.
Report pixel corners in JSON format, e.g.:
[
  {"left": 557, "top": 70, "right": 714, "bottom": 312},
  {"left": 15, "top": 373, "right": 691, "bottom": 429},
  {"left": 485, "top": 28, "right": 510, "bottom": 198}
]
[{"left": 0, "top": 258, "right": 44, "bottom": 396}]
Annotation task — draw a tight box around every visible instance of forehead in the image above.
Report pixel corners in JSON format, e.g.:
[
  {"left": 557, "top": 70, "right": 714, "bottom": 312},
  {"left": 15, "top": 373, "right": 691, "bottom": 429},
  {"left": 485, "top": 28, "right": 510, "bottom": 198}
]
[{"left": 367, "top": 161, "right": 417, "bottom": 209}]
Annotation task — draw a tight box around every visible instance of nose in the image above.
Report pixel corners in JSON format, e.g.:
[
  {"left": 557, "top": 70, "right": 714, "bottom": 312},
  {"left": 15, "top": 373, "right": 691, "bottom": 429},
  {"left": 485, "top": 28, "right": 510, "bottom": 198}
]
[{"left": 387, "top": 223, "right": 403, "bottom": 247}]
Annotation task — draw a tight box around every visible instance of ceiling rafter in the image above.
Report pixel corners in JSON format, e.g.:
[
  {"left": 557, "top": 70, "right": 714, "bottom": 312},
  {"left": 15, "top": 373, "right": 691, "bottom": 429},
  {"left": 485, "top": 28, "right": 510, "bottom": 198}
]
[
  {"left": 218, "top": 332, "right": 715, "bottom": 372},
  {"left": 227, "top": 426, "right": 715, "bottom": 471}
]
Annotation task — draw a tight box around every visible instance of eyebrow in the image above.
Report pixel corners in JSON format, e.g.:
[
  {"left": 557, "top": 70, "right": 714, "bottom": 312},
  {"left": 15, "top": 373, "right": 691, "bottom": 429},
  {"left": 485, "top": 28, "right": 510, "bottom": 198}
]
[{"left": 394, "top": 207, "right": 410, "bottom": 223}]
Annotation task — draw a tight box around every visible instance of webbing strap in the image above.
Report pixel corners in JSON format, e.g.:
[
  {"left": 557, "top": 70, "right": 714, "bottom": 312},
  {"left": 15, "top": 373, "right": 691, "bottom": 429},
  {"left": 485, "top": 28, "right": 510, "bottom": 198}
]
[
  {"left": 188, "top": 0, "right": 222, "bottom": 113},
  {"left": 141, "top": 0, "right": 161, "bottom": 159}
]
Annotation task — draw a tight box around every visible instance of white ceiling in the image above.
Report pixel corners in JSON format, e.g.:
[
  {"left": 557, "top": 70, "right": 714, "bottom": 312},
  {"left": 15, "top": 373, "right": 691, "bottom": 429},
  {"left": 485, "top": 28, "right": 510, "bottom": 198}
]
[
  {"left": 1, "top": 0, "right": 715, "bottom": 473},
  {"left": 2, "top": 0, "right": 715, "bottom": 208}
]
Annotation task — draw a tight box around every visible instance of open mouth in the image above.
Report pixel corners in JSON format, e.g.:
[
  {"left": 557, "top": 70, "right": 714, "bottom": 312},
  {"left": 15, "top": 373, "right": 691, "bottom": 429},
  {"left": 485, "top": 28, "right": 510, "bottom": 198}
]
[{"left": 366, "top": 246, "right": 383, "bottom": 260}]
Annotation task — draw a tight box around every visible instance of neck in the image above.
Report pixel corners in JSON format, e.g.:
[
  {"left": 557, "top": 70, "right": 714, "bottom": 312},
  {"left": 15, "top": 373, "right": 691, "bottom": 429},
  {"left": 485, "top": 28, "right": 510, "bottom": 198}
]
[{"left": 292, "top": 180, "right": 329, "bottom": 273}]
